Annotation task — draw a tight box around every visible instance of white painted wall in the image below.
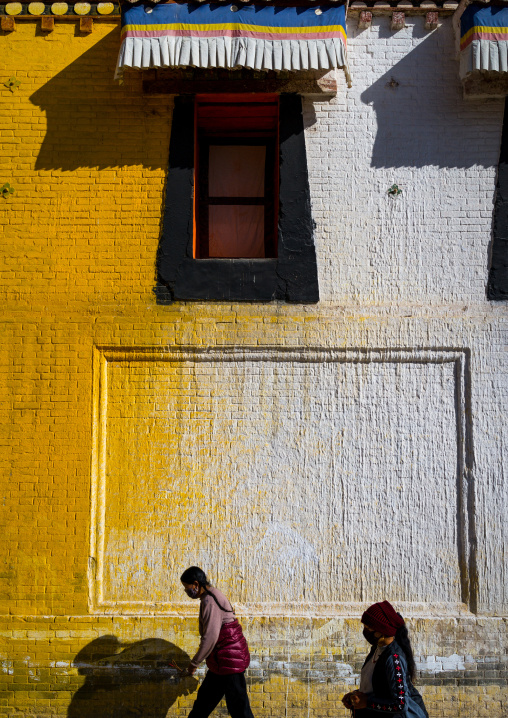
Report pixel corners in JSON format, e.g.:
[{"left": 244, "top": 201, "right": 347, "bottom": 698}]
[
  {"left": 95, "top": 17, "right": 508, "bottom": 619},
  {"left": 300, "top": 16, "right": 508, "bottom": 616},
  {"left": 100, "top": 350, "right": 463, "bottom": 609},
  {"left": 305, "top": 16, "right": 503, "bottom": 305}
]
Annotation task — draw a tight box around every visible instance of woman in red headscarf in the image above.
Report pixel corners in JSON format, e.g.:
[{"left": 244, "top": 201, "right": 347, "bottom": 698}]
[{"left": 341, "top": 601, "right": 428, "bottom": 717}]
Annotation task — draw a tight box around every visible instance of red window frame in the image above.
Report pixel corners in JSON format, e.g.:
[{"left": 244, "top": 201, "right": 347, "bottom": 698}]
[{"left": 194, "top": 94, "right": 279, "bottom": 259}]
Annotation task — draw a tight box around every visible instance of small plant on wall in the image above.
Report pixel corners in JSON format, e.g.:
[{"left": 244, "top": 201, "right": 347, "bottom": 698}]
[
  {"left": 1, "top": 183, "right": 15, "bottom": 199},
  {"left": 387, "top": 184, "right": 402, "bottom": 197},
  {"left": 3, "top": 77, "right": 21, "bottom": 93}
]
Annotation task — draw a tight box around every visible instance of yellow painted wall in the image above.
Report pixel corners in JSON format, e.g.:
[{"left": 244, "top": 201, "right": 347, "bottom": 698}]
[
  {"left": 1, "top": 20, "right": 173, "bottom": 618},
  {"left": 1, "top": 19, "right": 507, "bottom": 718}
]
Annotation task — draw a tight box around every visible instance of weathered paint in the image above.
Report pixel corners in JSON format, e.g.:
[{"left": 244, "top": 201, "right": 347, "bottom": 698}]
[
  {"left": 0, "top": 14, "right": 507, "bottom": 718},
  {"left": 0, "top": 616, "right": 507, "bottom": 717},
  {"left": 91, "top": 347, "right": 468, "bottom": 612}
]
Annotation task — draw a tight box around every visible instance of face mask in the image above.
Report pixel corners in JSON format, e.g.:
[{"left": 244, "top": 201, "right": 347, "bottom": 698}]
[
  {"left": 185, "top": 587, "right": 199, "bottom": 599},
  {"left": 363, "top": 628, "right": 378, "bottom": 645}
]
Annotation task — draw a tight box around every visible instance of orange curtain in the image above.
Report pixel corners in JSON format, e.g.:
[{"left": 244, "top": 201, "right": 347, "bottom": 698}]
[{"left": 208, "top": 145, "right": 266, "bottom": 258}]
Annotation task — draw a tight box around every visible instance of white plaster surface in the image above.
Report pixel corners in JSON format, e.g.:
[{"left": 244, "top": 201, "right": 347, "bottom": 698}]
[
  {"left": 90, "top": 16, "right": 508, "bottom": 618},
  {"left": 417, "top": 654, "right": 467, "bottom": 673},
  {"left": 304, "top": 17, "right": 504, "bottom": 306},
  {"left": 298, "top": 15, "right": 508, "bottom": 616},
  {"left": 100, "top": 351, "right": 464, "bottom": 610}
]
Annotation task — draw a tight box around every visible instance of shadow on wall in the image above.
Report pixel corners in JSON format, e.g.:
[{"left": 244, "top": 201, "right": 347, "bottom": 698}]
[
  {"left": 360, "top": 29, "right": 502, "bottom": 169},
  {"left": 68, "top": 635, "right": 198, "bottom": 718},
  {"left": 29, "top": 32, "right": 172, "bottom": 172}
]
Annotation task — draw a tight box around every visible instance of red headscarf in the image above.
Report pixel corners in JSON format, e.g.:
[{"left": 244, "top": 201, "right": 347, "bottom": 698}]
[{"left": 361, "top": 601, "right": 405, "bottom": 637}]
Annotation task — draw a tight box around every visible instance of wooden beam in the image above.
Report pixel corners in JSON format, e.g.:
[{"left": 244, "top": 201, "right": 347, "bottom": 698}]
[
  {"left": 391, "top": 11, "right": 405, "bottom": 30},
  {"left": 79, "top": 16, "right": 93, "bottom": 32},
  {"left": 358, "top": 10, "right": 372, "bottom": 29},
  {"left": 40, "top": 15, "right": 54, "bottom": 31},
  {"left": 425, "top": 11, "right": 439, "bottom": 30},
  {"left": 1, "top": 16, "right": 16, "bottom": 31},
  {"left": 142, "top": 69, "right": 338, "bottom": 96}
]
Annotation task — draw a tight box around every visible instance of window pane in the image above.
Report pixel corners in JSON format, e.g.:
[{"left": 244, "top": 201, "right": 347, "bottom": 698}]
[
  {"left": 209, "top": 146, "right": 266, "bottom": 198},
  {"left": 208, "top": 205, "right": 265, "bottom": 258}
]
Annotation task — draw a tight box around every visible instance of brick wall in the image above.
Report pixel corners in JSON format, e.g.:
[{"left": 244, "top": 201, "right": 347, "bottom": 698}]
[
  {"left": 0, "top": 616, "right": 506, "bottom": 718},
  {"left": 306, "top": 17, "right": 503, "bottom": 305},
  {"left": 1, "top": 15, "right": 507, "bottom": 718}
]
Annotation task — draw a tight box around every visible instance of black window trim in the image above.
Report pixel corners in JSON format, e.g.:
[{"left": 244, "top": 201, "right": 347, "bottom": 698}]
[
  {"left": 488, "top": 96, "right": 508, "bottom": 300},
  {"left": 156, "top": 93, "right": 319, "bottom": 303}
]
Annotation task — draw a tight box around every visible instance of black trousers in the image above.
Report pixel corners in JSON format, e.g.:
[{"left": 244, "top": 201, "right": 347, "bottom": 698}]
[{"left": 188, "top": 670, "right": 254, "bottom": 718}]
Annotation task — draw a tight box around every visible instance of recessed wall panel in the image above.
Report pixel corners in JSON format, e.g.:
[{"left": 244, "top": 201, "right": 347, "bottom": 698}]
[{"left": 91, "top": 349, "right": 469, "bottom": 613}]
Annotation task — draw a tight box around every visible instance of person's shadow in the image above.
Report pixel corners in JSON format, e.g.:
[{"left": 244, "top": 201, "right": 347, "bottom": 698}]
[{"left": 68, "top": 635, "right": 198, "bottom": 718}]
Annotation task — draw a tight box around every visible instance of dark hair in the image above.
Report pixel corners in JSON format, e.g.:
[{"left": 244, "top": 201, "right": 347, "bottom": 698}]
[
  {"left": 180, "top": 566, "right": 210, "bottom": 587},
  {"left": 395, "top": 614, "right": 416, "bottom": 683},
  {"left": 180, "top": 566, "right": 233, "bottom": 614}
]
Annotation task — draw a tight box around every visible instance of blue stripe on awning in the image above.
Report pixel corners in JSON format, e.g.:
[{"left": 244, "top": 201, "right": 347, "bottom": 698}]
[
  {"left": 461, "top": 3, "right": 508, "bottom": 41},
  {"left": 459, "top": 3, "right": 508, "bottom": 77},
  {"left": 120, "top": 3, "right": 347, "bottom": 41},
  {"left": 116, "top": 3, "right": 348, "bottom": 79}
]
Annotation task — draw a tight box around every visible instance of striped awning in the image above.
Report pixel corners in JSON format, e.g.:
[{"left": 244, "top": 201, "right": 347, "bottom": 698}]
[
  {"left": 460, "top": 3, "right": 508, "bottom": 78},
  {"left": 116, "top": 2, "right": 348, "bottom": 80}
]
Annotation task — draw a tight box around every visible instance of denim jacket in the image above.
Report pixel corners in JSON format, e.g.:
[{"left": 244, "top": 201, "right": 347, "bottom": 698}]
[{"left": 359, "top": 640, "right": 428, "bottom": 717}]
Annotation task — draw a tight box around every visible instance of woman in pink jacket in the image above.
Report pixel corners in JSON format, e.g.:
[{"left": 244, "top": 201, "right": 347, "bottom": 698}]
[{"left": 180, "top": 566, "right": 253, "bottom": 718}]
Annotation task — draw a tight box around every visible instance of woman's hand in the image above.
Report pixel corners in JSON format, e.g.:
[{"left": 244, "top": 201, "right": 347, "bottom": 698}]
[
  {"left": 350, "top": 691, "right": 368, "bottom": 709},
  {"left": 341, "top": 692, "right": 354, "bottom": 709},
  {"left": 168, "top": 659, "right": 197, "bottom": 677}
]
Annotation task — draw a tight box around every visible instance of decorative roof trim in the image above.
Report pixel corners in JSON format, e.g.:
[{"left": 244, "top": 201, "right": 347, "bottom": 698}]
[
  {"left": 0, "top": 0, "right": 120, "bottom": 15},
  {"left": 116, "top": 2, "right": 349, "bottom": 81},
  {"left": 349, "top": 0, "right": 458, "bottom": 14},
  {"left": 453, "top": 1, "right": 508, "bottom": 95}
]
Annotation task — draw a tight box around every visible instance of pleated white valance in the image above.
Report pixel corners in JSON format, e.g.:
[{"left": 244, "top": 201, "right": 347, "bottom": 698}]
[
  {"left": 116, "top": 2, "right": 348, "bottom": 80},
  {"left": 460, "top": 3, "right": 508, "bottom": 78}
]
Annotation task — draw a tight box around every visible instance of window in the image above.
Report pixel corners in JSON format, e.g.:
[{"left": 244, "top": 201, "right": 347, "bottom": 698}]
[
  {"left": 195, "top": 95, "right": 278, "bottom": 260},
  {"left": 157, "top": 93, "right": 319, "bottom": 303}
]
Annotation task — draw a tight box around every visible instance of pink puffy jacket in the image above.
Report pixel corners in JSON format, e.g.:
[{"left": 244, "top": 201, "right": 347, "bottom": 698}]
[{"left": 206, "top": 619, "right": 250, "bottom": 675}]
